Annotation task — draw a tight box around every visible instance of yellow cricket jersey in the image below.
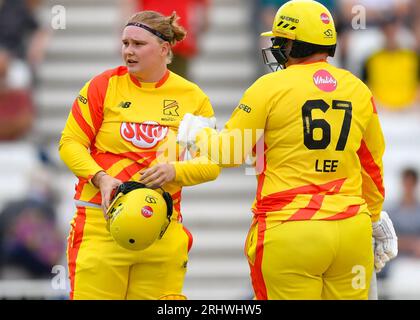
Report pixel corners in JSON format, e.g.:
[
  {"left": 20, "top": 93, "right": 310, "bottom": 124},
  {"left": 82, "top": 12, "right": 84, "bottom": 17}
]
[
  {"left": 198, "top": 60, "right": 385, "bottom": 223},
  {"left": 364, "top": 49, "right": 419, "bottom": 109},
  {"left": 59, "top": 66, "right": 220, "bottom": 221}
]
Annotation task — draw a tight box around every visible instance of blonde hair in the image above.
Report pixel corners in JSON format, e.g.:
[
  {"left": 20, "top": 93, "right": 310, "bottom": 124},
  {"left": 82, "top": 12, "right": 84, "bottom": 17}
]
[{"left": 126, "top": 11, "right": 187, "bottom": 63}]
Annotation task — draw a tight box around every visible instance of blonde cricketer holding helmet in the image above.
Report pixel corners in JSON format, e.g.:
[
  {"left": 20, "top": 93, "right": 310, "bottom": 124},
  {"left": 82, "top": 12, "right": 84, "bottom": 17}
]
[
  {"left": 142, "top": 0, "right": 398, "bottom": 299},
  {"left": 59, "top": 11, "right": 220, "bottom": 300}
]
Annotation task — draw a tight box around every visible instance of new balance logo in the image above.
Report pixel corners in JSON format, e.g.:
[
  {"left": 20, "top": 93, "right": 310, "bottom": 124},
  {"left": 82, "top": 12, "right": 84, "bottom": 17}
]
[
  {"left": 118, "top": 101, "right": 132, "bottom": 108},
  {"left": 163, "top": 100, "right": 179, "bottom": 116}
]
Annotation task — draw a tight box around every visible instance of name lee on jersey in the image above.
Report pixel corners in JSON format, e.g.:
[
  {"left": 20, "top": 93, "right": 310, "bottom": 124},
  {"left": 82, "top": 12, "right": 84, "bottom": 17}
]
[{"left": 315, "top": 159, "right": 339, "bottom": 172}]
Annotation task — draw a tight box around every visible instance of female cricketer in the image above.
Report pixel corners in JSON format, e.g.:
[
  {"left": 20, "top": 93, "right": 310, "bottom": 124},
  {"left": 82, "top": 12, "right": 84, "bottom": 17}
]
[{"left": 59, "top": 10, "right": 220, "bottom": 299}]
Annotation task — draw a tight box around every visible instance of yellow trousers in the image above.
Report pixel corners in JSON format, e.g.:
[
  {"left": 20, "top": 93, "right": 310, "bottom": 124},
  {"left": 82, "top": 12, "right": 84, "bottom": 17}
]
[
  {"left": 67, "top": 206, "right": 192, "bottom": 299},
  {"left": 245, "top": 213, "right": 373, "bottom": 299}
]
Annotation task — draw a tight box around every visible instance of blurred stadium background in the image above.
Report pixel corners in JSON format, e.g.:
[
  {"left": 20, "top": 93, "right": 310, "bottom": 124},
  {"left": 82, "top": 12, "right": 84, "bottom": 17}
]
[{"left": 0, "top": 0, "right": 419, "bottom": 299}]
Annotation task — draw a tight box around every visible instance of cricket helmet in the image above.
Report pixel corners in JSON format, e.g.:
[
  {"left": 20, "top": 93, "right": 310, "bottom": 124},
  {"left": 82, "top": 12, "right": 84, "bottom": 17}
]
[
  {"left": 261, "top": 0, "right": 337, "bottom": 70},
  {"left": 106, "top": 181, "right": 173, "bottom": 251}
]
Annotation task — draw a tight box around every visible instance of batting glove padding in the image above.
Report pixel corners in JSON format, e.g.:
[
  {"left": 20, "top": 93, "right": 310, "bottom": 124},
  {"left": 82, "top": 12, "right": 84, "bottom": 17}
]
[
  {"left": 372, "top": 211, "right": 398, "bottom": 273},
  {"left": 177, "top": 113, "right": 216, "bottom": 148}
]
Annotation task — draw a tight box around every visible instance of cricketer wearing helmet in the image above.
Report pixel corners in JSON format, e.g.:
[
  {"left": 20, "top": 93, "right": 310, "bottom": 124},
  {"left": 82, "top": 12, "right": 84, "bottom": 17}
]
[{"left": 168, "top": 0, "right": 398, "bottom": 299}]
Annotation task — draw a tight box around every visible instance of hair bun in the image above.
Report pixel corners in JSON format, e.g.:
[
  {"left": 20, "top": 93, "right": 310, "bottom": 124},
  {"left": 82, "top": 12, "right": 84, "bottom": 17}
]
[{"left": 169, "top": 11, "right": 177, "bottom": 25}]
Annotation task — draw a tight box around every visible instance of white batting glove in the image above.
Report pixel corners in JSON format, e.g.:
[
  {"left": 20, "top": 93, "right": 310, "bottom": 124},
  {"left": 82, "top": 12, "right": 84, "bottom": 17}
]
[
  {"left": 372, "top": 211, "right": 398, "bottom": 273},
  {"left": 177, "top": 113, "right": 216, "bottom": 148}
]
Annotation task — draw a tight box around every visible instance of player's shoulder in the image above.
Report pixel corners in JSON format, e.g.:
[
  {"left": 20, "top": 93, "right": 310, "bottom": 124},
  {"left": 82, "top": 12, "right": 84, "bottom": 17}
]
[
  {"left": 252, "top": 65, "right": 311, "bottom": 86},
  {"left": 168, "top": 71, "right": 201, "bottom": 89},
  {"left": 97, "top": 66, "right": 128, "bottom": 79},
  {"left": 256, "top": 69, "right": 287, "bottom": 82},
  {"left": 329, "top": 64, "right": 372, "bottom": 95},
  {"left": 88, "top": 66, "right": 128, "bottom": 87},
  {"left": 248, "top": 71, "right": 283, "bottom": 91},
  {"left": 168, "top": 71, "right": 208, "bottom": 98}
]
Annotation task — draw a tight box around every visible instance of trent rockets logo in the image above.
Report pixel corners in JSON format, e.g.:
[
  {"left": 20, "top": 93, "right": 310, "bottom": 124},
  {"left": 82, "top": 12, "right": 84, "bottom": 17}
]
[
  {"left": 313, "top": 69, "right": 337, "bottom": 92},
  {"left": 120, "top": 121, "right": 168, "bottom": 149},
  {"left": 163, "top": 100, "right": 179, "bottom": 116},
  {"left": 141, "top": 206, "right": 153, "bottom": 218}
]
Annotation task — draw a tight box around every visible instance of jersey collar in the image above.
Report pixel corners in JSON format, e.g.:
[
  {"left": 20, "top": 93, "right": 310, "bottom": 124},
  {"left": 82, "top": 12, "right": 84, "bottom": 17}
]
[
  {"left": 129, "top": 69, "right": 170, "bottom": 89},
  {"left": 288, "top": 59, "right": 328, "bottom": 68}
]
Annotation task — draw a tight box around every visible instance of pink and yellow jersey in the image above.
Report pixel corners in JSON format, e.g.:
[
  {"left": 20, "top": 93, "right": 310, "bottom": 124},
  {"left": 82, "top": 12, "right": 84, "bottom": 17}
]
[
  {"left": 59, "top": 66, "right": 220, "bottom": 221},
  {"left": 203, "top": 61, "right": 385, "bottom": 223}
]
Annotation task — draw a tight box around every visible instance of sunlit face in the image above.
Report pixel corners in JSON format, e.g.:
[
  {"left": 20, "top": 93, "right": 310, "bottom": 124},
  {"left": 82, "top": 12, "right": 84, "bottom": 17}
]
[{"left": 121, "top": 26, "right": 169, "bottom": 78}]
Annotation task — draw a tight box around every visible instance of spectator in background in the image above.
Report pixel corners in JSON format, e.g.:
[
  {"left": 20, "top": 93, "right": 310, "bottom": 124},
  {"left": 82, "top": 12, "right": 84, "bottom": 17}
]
[
  {"left": 0, "top": 47, "right": 34, "bottom": 141},
  {"left": 335, "top": 0, "right": 414, "bottom": 70},
  {"left": 390, "top": 168, "right": 420, "bottom": 257},
  {"left": 0, "top": 0, "right": 49, "bottom": 89},
  {"left": 0, "top": 49, "right": 10, "bottom": 88},
  {"left": 121, "top": 0, "right": 209, "bottom": 78},
  {"left": 361, "top": 13, "right": 419, "bottom": 111},
  {"left": 0, "top": 0, "right": 49, "bottom": 141},
  {"left": 0, "top": 166, "right": 64, "bottom": 279},
  {"left": 414, "top": 0, "right": 420, "bottom": 52}
]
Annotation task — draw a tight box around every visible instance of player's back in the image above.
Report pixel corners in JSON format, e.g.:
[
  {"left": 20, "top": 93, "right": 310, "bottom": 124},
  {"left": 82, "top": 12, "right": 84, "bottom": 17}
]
[{"left": 249, "top": 61, "right": 383, "bottom": 222}]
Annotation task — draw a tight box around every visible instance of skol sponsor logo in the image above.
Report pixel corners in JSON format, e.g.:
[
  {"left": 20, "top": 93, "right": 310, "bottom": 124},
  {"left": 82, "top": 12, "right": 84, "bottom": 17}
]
[
  {"left": 141, "top": 205, "right": 153, "bottom": 218},
  {"left": 120, "top": 121, "right": 168, "bottom": 149},
  {"left": 313, "top": 69, "right": 337, "bottom": 92}
]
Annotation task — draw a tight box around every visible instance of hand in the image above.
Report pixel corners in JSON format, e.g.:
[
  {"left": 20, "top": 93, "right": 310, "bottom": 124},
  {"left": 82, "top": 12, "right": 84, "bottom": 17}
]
[
  {"left": 92, "top": 171, "right": 122, "bottom": 217},
  {"left": 372, "top": 211, "right": 398, "bottom": 272},
  {"left": 177, "top": 113, "right": 216, "bottom": 148},
  {"left": 139, "top": 163, "right": 175, "bottom": 189}
]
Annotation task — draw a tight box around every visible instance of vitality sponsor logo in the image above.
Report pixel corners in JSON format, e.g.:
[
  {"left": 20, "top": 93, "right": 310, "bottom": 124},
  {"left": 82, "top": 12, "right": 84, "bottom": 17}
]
[
  {"left": 321, "top": 13, "right": 330, "bottom": 24},
  {"left": 141, "top": 205, "right": 153, "bottom": 218},
  {"left": 120, "top": 121, "right": 168, "bottom": 149},
  {"left": 313, "top": 69, "right": 337, "bottom": 92}
]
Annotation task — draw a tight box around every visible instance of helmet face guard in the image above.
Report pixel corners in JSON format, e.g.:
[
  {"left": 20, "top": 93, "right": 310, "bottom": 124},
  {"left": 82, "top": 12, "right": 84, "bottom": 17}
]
[
  {"left": 262, "top": 37, "right": 289, "bottom": 72},
  {"left": 106, "top": 181, "right": 174, "bottom": 249}
]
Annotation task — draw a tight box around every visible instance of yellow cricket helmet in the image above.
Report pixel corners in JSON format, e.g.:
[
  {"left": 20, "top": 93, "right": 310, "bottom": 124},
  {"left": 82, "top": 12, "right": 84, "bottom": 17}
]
[
  {"left": 261, "top": 0, "right": 336, "bottom": 46},
  {"left": 105, "top": 181, "right": 173, "bottom": 251},
  {"left": 261, "top": 0, "right": 336, "bottom": 71}
]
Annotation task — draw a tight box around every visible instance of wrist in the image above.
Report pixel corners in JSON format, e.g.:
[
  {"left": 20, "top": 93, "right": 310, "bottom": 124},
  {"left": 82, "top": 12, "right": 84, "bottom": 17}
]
[
  {"left": 170, "top": 162, "right": 181, "bottom": 183},
  {"left": 169, "top": 163, "right": 176, "bottom": 181},
  {"left": 92, "top": 170, "right": 107, "bottom": 188}
]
